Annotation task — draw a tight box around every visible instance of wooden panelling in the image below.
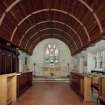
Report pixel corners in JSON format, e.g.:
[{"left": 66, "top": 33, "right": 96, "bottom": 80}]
[
  {"left": 70, "top": 72, "right": 92, "bottom": 102},
  {"left": 0, "top": 38, "right": 19, "bottom": 74},
  {"left": 0, "top": 0, "right": 104, "bottom": 55},
  {"left": 71, "top": 72, "right": 84, "bottom": 96},
  {"left": 26, "top": 29, "right": 76, "bottom": 52},
  {"left": 99, "top": 77, "right": 105, "bottom": 96},
  {"left": 17, "top": 72, "right": 32, "bottom": 97}
]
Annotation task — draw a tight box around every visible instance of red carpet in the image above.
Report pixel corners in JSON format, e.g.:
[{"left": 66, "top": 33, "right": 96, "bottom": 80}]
[{"left": 12, "top": 82, "right": 97, "bottom": 105}]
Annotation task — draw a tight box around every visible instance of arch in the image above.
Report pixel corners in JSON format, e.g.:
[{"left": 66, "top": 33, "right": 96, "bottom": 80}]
[
  {"left": 0, "top": 0, "right": 103, "bottom": 55},
  {"left": 25, "top": 28, "right": 78, "bottom": 49},
  {"left": 78, "top": 0, "right": 103, "bottom": 33},
  {"left": 0, "top": 0, "right": 20, "bottom": 25},
  {"left": 19, "top": 20, "right": 83, "bottom": 47},
  {"left": 10, "top": 9, "right": 90, "bottom": 42},
  {"left": 0, "top": 0, "right": 102, "bottom": 34},
  {"left": 28, "top": 34, "right": 73, "bottom": 54}
]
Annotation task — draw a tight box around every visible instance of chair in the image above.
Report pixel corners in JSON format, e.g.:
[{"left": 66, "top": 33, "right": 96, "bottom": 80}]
[
  {"left": 91, "top": 76, "right": 99, "bottom": 93},
  {"left": 98, "top": 96, "right": 105, "bottom": 105},
  {"left": 91, "top": 76, "right": 100, "bottom": 104}
]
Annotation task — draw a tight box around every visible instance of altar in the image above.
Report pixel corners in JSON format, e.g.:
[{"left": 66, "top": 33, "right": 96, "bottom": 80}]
[
  {"left": 41, "top": 43, "right": 63, "bottom": 77},
  {"left": 42, "top": 66, "right": 63, "bottom": 77}
]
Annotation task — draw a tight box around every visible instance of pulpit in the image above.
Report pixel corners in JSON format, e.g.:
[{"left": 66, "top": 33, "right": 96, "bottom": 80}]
[{"left": 0, "top": 73, "right": 17, "bottom": 105}]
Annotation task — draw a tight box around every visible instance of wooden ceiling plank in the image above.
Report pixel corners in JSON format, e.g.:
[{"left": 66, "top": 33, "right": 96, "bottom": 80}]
[
  {"left": 10, "top": 9, "right": 90, "bottom": 44},
  {"left": 78, "top": 0, "right": 103, "bottom": 33},
  {"left": 0, "top": 0, "right": 104, "bottom": 55},
  {"left": 18, "top": 20, "right": 83, "bottom": 47},
  {"left": 28, "top": 33, "right": 74, "bottom": 54},
  {"left": 24, "top": 28, "right": 77, "bottom": 50}
]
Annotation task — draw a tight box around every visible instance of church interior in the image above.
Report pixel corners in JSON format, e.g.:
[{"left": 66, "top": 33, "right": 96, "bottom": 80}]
[{"left": 0, "top": 0, "right": 105, "bottom": 105}]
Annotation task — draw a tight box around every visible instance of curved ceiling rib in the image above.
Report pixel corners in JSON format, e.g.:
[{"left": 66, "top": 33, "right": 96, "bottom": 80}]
[
  {"left": 79, "top": 0, "right": 103, "bottom": 33},
  {"left": 0, "top": 0, "right": 102, "bottom": 34},
  {"left": 10, "top": 9, "right": 90, "bottom": 42},
  {"left": 24, "top": 29, "right": 77, "bottom": 54},
  {"left": 19, "top": 20, "right": 83, "bottom": 47},
  {"left": 28, "top": 34, "right": 73, "bottom": 53},
  {"left": 0, "top": 0, "right": 103, "bottom": 55},
  {"left": 0, "top": 0, "right": 20, "bottom": 26},
  {"left": 29, "top": 34, "right": 72, "bottom": 50},
  {"left": 25, "top": 28, "right": 78, "bottom": 49}
]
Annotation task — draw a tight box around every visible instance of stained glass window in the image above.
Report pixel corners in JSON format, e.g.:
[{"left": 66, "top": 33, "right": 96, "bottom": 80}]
[{"left": 45, "top": 43, "right": 59, "bottom": 65}]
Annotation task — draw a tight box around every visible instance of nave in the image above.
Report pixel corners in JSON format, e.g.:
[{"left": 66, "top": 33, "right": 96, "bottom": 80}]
[
  {"left": 12, "top": 82, "right": 96, "bottom": 105},
  {"left": 1, "top": 0, "right": 105, "bottom": 105}
]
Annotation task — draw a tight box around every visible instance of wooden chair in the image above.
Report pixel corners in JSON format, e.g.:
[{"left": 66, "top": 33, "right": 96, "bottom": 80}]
[
  {"left": 91, "top": 76, "right": 100, "bottom": 104},
  {"left": 91, "top": 76, "right": 99, "bottom": 92},
  {"left": 98, "top": 96, "right": 105, "bottom": 105}
]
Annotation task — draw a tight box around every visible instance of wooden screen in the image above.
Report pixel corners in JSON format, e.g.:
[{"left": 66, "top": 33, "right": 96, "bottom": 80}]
[{"left": 0, "top": 39, "right": 19, "bottom": 74}]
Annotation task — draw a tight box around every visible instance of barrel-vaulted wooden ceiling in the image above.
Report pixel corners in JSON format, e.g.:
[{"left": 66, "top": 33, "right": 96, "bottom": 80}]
[{"left": 0, "top": 0, "right": 105, "bottom": 55}]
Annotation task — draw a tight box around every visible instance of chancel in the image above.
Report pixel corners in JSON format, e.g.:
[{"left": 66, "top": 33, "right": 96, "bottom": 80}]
[
  {"left": 43, "top": 42, "right": 60, "bottom": 77},
  {"left": 1, "top": 0, "right": 105, "bottom": 105},
  {"left": 32, "top": 39, "right": 71, "bottom": 79}
]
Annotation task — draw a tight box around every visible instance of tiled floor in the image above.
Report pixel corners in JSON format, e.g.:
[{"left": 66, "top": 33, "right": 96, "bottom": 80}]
[{"left": 12, "top": 82, "right": 97, "bottom": 105}]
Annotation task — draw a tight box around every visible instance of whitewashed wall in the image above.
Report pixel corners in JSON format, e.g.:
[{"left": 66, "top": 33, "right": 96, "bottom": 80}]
[
  {"left": 29, "top": 38, "right": 73, "bottom": 76},
  {"left": 73, "top": 51, "right": 87, "bottom": 73},
  {"left": 73, "top": 40, "right": 105, "bottom": 73},
  {"left": 18, "top": 39, "right": 105, "bottom": 74},
  {"left": 18, "top": 50, "right": 31, "bottom": 72}
]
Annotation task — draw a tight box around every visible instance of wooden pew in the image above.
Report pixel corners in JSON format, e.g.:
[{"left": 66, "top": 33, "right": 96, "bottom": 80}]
[
  {"left": 17, "top": 72, "right": 32, "bottom": 97},
  {"left": 70, "top": 72, "right": 91, "bottom": 102}
]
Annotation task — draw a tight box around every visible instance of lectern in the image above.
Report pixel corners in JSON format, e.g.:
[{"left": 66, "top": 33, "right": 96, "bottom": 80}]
[{"left": 0, "top": 73, "right": 17, "bottom": 105}]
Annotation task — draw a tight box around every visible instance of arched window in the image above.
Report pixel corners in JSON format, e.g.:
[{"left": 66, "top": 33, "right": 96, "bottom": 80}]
[{"left": 44, "top": 43, "right": 59, "bottom": 65}]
